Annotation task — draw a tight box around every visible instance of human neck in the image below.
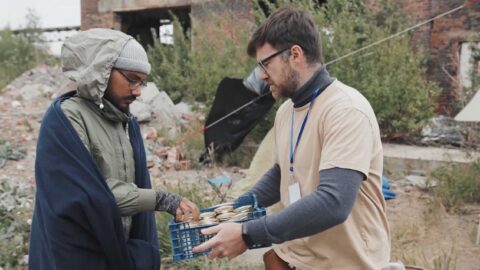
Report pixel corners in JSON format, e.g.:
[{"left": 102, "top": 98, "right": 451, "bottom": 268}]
[
  {"left": 296, "top": 63, "right": 322, "bottom": 90},
  {"left": 291, "top": 64, "right": 334, "bottom": 108}
]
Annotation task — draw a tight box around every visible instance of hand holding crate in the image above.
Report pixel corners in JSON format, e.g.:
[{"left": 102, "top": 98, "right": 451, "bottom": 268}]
[{"left": 168, "top": 194, "right": 271, "bottom": 262}]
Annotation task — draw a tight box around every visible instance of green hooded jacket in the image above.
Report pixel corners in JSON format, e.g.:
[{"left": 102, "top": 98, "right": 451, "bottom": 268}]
[{"left": 60, "top": 29, "right": 156, "bottom": 238}]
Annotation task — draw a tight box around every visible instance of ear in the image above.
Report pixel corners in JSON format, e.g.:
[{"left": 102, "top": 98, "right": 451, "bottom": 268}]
[{"left": 290, "top": 44, "right": 304, "bottom": 63}]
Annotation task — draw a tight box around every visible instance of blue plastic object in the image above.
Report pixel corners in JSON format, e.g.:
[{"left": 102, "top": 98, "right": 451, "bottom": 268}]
[
  {"left": 168, "top": 194, "right": 270, "bottom": 262},
  {"left": 382, "top": 176, "right": 396, "bottom": 200},
  {"left": 207, "top": 175, "right": 231, "bottom": 186}
]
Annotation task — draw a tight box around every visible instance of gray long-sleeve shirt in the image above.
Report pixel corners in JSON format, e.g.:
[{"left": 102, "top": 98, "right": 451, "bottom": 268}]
[{"left": 243, "top": 165, "right": 363, "bottom": 245}]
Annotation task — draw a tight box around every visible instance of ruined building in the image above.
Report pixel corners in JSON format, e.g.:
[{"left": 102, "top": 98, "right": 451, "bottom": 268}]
[
  {"left": 81, "top": 0, "right": 253, "bottom": 50},
  {"left": 397, "top": 0, "right": 480, "bottom": 113},
  {"left": 81, "top": 0, "right": 480, "bottom": 113}
]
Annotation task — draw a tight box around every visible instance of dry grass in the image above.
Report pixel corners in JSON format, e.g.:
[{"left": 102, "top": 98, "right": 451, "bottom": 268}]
[{"left": 387, "top": 186, "right": 480, "bottom": 270}]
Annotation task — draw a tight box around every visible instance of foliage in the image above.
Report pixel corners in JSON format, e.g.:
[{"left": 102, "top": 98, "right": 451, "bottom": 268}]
[
  {"left": 430, "top": 160, "right": 480, "bottom": 210},
  {"left": 265, "top": 0, "right": 439, "bottom": 138},
  {"left": 149, "top": 0, "right": 440, "bottom": 149},
  {"left": 148, "top": 7, "right": 274, "bottom": 149},
  {"left": 0, "top": 30, "right": 38, "bottom": 90},
  {"left": 433, "top": 248, "right": 457, "bottom": 270},
  {"left": 148, "top": 19, "right": 192, "bottom": 104},
  {"left": 0, "top": 141, "right": 27, "bottom": 165},
  {"left": 0, "top": 9, "right": 55, "bottom": 91},
  {"left": 0, "top": 180, "right": 33, "bottom": 269},
  {"left": 148, "top": 13, "right": 254, "bottom": 106}
]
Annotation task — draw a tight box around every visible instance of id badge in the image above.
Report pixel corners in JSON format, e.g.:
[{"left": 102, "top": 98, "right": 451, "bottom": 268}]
[{"left": 288, "top": 182, "right": 301, "bottom": 205}]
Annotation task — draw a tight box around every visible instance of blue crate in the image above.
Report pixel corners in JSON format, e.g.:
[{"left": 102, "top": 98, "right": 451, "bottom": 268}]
[{"left": 168, "top": 193, "right": 271, "bottom": 262}]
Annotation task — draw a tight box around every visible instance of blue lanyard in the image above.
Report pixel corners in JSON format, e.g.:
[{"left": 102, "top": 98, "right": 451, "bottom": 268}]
[{"left": 289, "top": 88, "right": 320, "bottom": 174}]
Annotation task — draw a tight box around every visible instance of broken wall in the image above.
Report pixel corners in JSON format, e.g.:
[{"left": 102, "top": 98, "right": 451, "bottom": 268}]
[
  {"left": 398, "top": 0, "right": 479, "bottom": 114},
  {"left": 82, "top": 0, "right": 480, "bottom": 114},
  {"left": 81, "top": 0, "right": 253, "bottom": 48}
]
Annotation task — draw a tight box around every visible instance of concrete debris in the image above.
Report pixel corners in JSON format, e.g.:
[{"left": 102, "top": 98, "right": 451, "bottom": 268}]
[
  {"left": 166, "top": 147, "right": 180, "bottom": 167},
  {"left": 421, "top": 116, "right": 464, "bottom": 146},
  {"left": 1, "top": 65, "right": 73, "bottom": 120},
  {"left": 403, "top": 175, "right": 437, "bottom": 189},
  {"left": 175, "top": 102, "right": 195, "bottom": 125},
  {"left": 129, "top": 101, "right": 152, "bottom": 122},
  {"left": 2, "top": 65, "right": 72, "bottom": 101},
  {"left": 144, "top": 126, "right": 158, "bottom": 141},
  {"left": 130, "top": 83, "right": 183, "bottom": 137},
  {"left": 11, "top": 100, "right": 22, "bottom": 108},
  {"left": 175, "top": 102, "right": 192, "bottom": 116},
  {"left": 147, "top": 145, "right": 192, "bottom": 171}
]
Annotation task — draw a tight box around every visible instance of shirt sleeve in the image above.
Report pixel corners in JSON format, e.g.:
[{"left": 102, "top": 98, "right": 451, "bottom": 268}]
[
  {"left": 106, "top": 178, "right": 156, "bottom": 216},
  {"left": 243, "top": 167, "right": 363, "bottom": 245},
  {"left": 243, "top": 163, "right": 281, "bottom": 208}
]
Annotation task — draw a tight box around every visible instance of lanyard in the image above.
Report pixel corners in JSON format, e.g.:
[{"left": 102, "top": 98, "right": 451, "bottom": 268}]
[{"left": 289, "top": 88, "right": 320, "bottom": 175}]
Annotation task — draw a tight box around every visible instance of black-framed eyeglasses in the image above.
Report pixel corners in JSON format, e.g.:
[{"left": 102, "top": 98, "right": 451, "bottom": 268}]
[
  {"left": 116, "top": 69, "right": 147, "bottom": 89},
  {"left": 257, "top": 47, "right": 290, "bottom": 75}
]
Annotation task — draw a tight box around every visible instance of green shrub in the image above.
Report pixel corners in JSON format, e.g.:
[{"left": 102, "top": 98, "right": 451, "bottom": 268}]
[
  {"left": 0, "top": 30, "right": 38, "bottom": 90},
  {"left": 295, "top": 0, "right": 439, "bottom": 138},
  {"left": 0, "top": 180, "right": 33, "bottom": 268},
  {"left": 148, "top": 14, "right": 254, "bottom": 106},
  {"left": 149, "top": 0, "right": 439, "bottom": 144},
  {"left": 0, "top": 9, "right": 56, "bottom": 91},
  {"left": 430, "top": 160, "right": 480, "bottom": 210}
]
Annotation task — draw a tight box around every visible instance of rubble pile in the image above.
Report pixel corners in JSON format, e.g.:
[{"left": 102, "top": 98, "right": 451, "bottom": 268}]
[
  {"left": 0, "top": 65, "right": 204, "bottom": 185},
  {"left": 0, "top": 64, "right": 209, "bottom": 268},
  {"left": 0, "top": 65, "right": 73, "bottom": 113}
]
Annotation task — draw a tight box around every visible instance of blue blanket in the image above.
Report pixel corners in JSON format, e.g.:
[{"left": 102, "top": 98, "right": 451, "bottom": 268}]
[{"left": 29, "top": 91, "right": 160, "bottom": 270}]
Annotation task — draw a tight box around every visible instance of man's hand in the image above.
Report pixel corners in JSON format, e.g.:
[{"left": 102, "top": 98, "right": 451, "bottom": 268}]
[
  {"left": 175, "top": 197, "right": 200, "bottom": 222},
  {"left": 192, "top": 222, "right": 248, "bottom": 260}
]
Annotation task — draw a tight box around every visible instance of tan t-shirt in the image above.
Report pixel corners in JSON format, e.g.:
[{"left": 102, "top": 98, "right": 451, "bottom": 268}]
[{"left": 272, "top": 80, "right": 390, "bottom": 270}]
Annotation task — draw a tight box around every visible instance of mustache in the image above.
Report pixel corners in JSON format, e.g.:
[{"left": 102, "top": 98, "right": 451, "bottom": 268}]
[{"left": 125, "top": 96, "right": 140, "bottom": 102}]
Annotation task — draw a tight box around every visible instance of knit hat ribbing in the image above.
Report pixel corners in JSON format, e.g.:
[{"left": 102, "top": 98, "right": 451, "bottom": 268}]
[{"left": 113, "top": 38, "right": 151, "bottom": 74}]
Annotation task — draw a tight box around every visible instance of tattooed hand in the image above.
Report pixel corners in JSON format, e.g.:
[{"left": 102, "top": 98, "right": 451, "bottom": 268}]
[{"left": 175, "top": 197, "right": 200, "bottom": 222}]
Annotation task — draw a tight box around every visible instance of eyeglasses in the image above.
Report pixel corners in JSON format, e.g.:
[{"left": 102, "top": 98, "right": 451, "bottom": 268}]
[
  {"left": 257, "top": 47, "right": 290, "bottom": 75},
  {"left": 116, "top": 69, "right": 147, "bottom": 89}
]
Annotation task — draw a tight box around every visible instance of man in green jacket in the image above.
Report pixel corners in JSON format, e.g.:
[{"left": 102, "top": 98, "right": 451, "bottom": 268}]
[{"left": 29, "top": 28, "right": 199, "bottom": 270}]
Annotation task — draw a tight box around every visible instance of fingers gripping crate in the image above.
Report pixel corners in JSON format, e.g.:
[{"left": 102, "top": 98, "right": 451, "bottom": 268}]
[{"left": 168, "top": 193, "right": 270, "bottom": 262}]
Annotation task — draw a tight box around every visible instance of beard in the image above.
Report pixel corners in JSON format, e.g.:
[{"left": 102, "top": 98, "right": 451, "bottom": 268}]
[
  {"left": 276, "top": 63, "right": 300, "bottom": 99},
  {"left": 104, "top": 87, "right": 133, "bottom": 114}
]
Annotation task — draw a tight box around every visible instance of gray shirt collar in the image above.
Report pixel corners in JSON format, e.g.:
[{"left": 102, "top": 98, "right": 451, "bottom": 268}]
[{"left": 292, "top": 66, "right": 334, "bottom": 108}]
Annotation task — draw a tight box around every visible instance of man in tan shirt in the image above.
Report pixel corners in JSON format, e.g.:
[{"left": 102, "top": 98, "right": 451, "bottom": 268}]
[{"left": 194, "top": 5, "right": 390, "bottom": 269}]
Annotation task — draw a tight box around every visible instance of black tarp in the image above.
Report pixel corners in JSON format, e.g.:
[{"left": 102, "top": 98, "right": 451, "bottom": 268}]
[{"left": 203, "top": 77, "right": 275, "bottom": 159}]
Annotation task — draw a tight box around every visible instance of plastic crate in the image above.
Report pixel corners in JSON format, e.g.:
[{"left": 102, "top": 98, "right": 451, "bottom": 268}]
[{"left": 168, "top": 193, "right": 271, "bottom": 262}]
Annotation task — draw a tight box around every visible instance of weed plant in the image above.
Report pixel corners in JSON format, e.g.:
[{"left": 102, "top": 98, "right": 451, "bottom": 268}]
[{"left": 430, "top": 160, "right": 480, "bottom": 210}]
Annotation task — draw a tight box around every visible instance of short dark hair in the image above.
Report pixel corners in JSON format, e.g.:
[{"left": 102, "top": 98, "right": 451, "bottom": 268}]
[{"left": 247, "top": 5, "right": 322, "bottom": 64}]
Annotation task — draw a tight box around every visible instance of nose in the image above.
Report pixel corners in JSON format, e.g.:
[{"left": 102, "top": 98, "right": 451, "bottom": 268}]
[
  {"left": 259, "top": 68, "right": 269, "bottom": 81},
  {"left": 131, "top": 86, "right": 142, "bottom": 97}
]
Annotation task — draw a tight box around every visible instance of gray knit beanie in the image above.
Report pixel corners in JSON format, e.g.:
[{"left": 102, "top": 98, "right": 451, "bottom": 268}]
[{"left": 113, "top": 38, "right": 151, "bottom": 74}]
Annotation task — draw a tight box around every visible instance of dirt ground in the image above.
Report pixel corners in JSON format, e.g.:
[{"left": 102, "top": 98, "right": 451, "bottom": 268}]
[
  {"left": 386, "top": 183, "right": 480, "bottom": 270},
  {"left": 1, "top": 69, "right": 479, "bottom": 270}
]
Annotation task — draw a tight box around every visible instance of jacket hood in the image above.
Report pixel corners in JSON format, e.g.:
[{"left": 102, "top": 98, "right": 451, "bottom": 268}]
[{"left": 61, "top": 28, "right": 132, "bottom": 108}]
